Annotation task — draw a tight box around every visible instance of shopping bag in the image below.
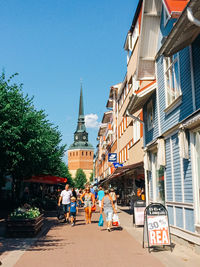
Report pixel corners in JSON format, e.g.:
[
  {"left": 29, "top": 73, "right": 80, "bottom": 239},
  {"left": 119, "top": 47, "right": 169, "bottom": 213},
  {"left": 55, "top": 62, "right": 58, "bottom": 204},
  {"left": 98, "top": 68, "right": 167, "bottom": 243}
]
[
  {"left": 91, "top": 205, "right": 96, "bottom": 212},
  {"left": 98, "top": 214, "right": 104, "bottom": 227},
  {"left": 57, "top": 206, "right": 65, "bottom": 221},
  {"left": 112, "top": 213, "right": 120, "bottom": 226}
]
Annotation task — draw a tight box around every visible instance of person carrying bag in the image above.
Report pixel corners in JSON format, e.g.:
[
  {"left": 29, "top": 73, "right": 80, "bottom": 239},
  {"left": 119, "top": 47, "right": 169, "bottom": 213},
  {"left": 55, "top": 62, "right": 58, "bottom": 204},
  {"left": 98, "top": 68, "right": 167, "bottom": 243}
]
[{"left": 100, "top": 190, "right": 117, "bottom": 232}]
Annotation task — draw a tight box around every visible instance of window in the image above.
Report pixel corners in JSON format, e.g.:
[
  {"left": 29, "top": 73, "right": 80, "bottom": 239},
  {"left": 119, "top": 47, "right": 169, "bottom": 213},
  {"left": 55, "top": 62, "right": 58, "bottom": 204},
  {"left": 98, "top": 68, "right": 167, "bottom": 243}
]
[
  {"left": 149, "top": 152, "right": 165, "bottom": 203},
  {"left": 73, "top": 152, "right": 75, "bottom": 156},
  {"left": 133, "top": 119, "right": 140, "bottom": 143},
  {"left": 163, "top": 5, "right": 170, "bottom": 27},
  {"left": 164, "top": 54, "right": 181, "bottom": 107},
  {"left": 90, "top": 152, "right": 92, "bottom": 156},
  {"left": 82, "top": 152, "right": 84, "bottom": 156},
  {"left": 147, "top": 100, "right": 154, "bottom": 130},
  {"left": 86, "top": 152, "right": 88, "bottom": 156},
  {"left": 124, "top": 148, "right": 126, "bottom": 162},
  {"left": 76, "top": 152, "right": 78, "bottom": 156}
]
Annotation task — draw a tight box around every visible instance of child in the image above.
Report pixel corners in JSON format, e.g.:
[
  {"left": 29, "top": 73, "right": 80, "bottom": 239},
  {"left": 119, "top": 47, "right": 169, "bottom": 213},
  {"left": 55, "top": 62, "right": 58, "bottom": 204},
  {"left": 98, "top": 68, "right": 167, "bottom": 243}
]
[{"left": 69, "top": 196, "right": 78, "bottom": 226}]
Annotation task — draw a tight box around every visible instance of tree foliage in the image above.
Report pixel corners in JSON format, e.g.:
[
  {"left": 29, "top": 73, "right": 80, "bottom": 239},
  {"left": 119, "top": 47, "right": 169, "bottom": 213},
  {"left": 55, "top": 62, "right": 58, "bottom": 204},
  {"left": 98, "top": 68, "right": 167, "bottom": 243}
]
[
  {"left": 56, "top": 162, "right": 74, "bottom": 187},
  {"left": 0, "top": 73, "right": 66, "bottom": 188},
  {"left": 74, "top": 168, "right": 87, "bottom": 189},
  {"left": 89, "top": 172, "right": 94, "bottom": 183}
]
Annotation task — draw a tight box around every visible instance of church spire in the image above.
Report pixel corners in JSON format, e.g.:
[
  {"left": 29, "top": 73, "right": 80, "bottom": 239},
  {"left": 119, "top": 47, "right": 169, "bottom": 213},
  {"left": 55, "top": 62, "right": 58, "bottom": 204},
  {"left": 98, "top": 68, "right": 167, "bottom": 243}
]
[
  {"left": 68, "top": 83, "right": 94, "bottom": 150},
  {"left": 78, "top": 84, "right": 84, "bottom": 118},
  {"left": 76, "top": 84, "right": 86, "bottom": 132}
]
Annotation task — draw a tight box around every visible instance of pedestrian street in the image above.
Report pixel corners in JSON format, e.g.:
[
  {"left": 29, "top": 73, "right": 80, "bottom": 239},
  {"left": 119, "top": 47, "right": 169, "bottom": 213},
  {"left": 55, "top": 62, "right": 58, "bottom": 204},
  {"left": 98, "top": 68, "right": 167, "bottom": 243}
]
[{"left": 1, "top": 206, "right": 200, "bottom": 267}]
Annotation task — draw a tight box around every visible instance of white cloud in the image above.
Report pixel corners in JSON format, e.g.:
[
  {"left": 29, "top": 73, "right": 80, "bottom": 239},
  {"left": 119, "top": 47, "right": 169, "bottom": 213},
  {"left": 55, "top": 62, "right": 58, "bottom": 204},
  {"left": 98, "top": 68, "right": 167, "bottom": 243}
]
[{"left": 85, "top": 113, "right": 100, "bottom": 129}]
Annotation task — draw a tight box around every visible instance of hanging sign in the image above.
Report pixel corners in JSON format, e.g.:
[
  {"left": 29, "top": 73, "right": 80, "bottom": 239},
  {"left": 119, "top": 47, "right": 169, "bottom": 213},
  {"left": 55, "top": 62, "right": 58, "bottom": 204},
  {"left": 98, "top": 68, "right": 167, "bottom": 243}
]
[
  {"left": 143, "top": 203, "right": 172, "bottom": 253},
  {"left": 108, "top": 153, "right": 117, "bottom": 162},
  {"left": 113, "top": 163, "right": 123, "bottom": 168}
]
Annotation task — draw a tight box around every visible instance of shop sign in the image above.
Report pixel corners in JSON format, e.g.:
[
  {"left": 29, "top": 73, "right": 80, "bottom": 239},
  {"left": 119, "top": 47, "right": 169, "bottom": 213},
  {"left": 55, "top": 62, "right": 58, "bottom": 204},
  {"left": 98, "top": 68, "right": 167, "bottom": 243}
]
[
  {"left": 113, "top": 163, "right": 123, "bottom": 168},
  {"left": 108, "top": 153, "right": 117, "bottom": 162},
  {"left": 135, "top": 207, "right": 145, "bottom": 226},
  {"left": 143, "top": 203, "right": 172, "bottom": 252}
]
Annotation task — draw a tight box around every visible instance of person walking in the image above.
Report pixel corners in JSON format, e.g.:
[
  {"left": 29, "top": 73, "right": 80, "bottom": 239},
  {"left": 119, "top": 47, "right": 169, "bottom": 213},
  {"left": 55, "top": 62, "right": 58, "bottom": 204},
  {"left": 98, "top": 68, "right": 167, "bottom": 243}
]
[
  {"left": 109, "top": 188, "right": 117, "bottom": 210},
  {"left": 72, "top": 188, "right": 77, "bottom": 199},
  {"left": 69, "top": 196, "right": 78, "bottom": 226},
  {"left": 100, "top": 190, "right": 117, "bottom": 232},
  {"left": 97, "top": 187, "right": 104, "bottom": 209},
  {"left": 80, "top": 186, "right": 95, "bottom": 224},
  {"left": 58, "top": 184, "right": 72, "bottom": 223}
]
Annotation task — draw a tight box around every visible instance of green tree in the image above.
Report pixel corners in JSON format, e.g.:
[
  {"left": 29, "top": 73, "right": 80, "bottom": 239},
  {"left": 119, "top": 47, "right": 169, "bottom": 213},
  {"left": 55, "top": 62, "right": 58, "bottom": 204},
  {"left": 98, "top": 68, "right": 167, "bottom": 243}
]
[
  {"left": 74, "top": 168, "right": 87, "bottom": 189},
  {"left": 89, "top": 172, "right": 94, "bottom": 183},
  {"left": 0, "top": 73, "right": 66, "bottom": 197},
  {"left": 56, "top": 161, "right": 74, "bottom": 187}
]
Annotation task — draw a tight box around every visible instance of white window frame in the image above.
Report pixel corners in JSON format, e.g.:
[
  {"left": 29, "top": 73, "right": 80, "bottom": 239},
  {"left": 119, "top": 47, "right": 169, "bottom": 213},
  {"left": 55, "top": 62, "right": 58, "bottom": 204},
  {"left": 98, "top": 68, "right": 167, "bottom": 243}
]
[
  {"left": 164, "top": 53, "right": 181, "bottom": 108},
  {"left": 191, "top": 129, "right": 200, "bottom": 226},
  {"left": 133, "top": 119, "right": 140, "bottom": 144},
  {"left": 163, "top": 5, "right": 170, "bottom": 27}
]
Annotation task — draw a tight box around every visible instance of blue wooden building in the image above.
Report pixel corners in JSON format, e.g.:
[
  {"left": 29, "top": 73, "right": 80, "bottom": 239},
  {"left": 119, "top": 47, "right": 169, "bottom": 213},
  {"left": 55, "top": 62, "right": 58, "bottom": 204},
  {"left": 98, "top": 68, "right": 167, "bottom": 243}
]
[
  {"left": 127, "top": 0, "right": 200, "bottom": 247},
  {"left": 145, "top": 0, "right": 200, "bottom": 246}
]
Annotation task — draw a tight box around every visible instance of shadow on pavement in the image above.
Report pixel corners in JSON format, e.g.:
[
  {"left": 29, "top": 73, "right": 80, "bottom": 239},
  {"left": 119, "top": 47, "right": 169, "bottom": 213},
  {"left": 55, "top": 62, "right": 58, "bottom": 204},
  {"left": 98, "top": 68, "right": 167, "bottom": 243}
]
[{"left": 149, "top": 243, "right": 176, "bottom": 253}]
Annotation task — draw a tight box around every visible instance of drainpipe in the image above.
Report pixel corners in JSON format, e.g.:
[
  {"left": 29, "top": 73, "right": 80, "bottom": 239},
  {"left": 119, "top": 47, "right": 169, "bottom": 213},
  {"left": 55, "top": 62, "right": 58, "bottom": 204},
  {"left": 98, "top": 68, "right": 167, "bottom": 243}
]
[{"left": 187, "top": 7, "right": 200, "bottom": 27}]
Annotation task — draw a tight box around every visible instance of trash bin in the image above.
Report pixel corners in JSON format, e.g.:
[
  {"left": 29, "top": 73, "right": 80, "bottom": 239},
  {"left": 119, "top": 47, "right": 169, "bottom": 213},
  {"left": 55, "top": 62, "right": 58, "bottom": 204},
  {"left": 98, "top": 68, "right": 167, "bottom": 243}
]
[{"left": 133, "top": 200, "right": 146, "bottom": 226}]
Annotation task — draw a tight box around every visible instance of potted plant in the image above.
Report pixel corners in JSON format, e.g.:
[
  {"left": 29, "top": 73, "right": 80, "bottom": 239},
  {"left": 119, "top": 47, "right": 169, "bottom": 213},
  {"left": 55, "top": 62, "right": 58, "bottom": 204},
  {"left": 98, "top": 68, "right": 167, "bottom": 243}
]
[{"left": 6, "top": 204, "right": 44, "bottom": 237}]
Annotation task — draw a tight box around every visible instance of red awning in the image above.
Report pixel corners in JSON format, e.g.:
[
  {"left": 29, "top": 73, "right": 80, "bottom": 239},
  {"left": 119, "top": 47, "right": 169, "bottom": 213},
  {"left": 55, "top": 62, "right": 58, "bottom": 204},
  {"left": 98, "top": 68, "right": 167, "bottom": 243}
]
[{"left": 24, "top": 175, "right": 67, "bottom": 185}]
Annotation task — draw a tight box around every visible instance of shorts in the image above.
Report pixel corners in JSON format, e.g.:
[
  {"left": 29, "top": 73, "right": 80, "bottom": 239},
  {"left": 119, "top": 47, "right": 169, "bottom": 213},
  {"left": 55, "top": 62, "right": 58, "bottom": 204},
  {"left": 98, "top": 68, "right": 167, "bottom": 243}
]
[
  {"left": 104, "top": 209, "right": 113, "bottom": 222},
  {"left": 63, "top": 204, "right": 70, "bottom": 214},
  {"left": 99, "top": 200, "right": 102, "bottom": 208},
  {"left": 70, "top": 212, "right": 76, "bottom": 217}
]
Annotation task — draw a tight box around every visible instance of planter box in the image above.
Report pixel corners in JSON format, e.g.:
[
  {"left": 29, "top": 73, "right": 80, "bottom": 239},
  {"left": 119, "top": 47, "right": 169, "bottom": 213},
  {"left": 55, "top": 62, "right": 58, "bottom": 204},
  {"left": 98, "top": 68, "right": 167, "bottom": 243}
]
[{"left": 6, "top": 214, "right": 44, "bottom": 237}]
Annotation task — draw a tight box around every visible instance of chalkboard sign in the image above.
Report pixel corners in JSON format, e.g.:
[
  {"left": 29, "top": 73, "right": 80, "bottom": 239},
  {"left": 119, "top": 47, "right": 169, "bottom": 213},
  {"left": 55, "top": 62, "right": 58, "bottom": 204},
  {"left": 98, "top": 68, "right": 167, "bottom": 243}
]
[{"left": 143, "top": 203, "right": 172, "bottom": 253}]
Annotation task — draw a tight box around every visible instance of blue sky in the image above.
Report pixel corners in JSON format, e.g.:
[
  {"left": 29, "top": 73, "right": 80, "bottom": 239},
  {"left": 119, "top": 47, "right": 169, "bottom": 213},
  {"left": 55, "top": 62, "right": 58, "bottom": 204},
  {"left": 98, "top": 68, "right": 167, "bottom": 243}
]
[{"left": 0, "top": 0, "right": 138, "bottom": 162}]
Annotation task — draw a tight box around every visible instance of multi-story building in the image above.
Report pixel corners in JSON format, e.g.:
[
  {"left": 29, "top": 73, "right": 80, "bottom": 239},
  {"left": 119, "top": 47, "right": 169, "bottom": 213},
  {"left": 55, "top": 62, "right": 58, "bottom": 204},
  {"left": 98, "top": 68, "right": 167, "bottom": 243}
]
[
  {"left": 68, "top": 87, "right": 94, "bottom": 181},
  {"left": 95, "top": 84, "right": 120, "bottom": 181}
]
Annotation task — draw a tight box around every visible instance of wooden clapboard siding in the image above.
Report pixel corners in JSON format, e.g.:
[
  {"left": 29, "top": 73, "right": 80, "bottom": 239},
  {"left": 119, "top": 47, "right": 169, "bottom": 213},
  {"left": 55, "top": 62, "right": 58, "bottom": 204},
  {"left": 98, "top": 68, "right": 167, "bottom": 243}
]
[
  {"left": 183, "top": 134, "right": 194, "bottom": 203},
  {"left": 175, "top": 206, "right": 184, "bottom": 229},
  {"left": 167, "top": 205, "right": 174, "bottom": 225},
  {"left": 172, "top": 134, "right": 182, "bottom": 202},
  {"left": 165, "top": 138, "right": 173, "bottom": 202},
  {"left": 185, "top": 208, "right": 195, "bottom": 232}
]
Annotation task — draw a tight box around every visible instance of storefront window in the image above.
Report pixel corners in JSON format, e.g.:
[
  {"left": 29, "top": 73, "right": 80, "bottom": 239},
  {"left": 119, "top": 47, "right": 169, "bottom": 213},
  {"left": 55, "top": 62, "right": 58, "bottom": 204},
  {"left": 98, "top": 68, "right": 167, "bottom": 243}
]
[
  {"left": 156, "top": 166, "right": 165, "bottom": 203},
  {"left": 152, "top": 153, "right": 165, "bottom": 204}
]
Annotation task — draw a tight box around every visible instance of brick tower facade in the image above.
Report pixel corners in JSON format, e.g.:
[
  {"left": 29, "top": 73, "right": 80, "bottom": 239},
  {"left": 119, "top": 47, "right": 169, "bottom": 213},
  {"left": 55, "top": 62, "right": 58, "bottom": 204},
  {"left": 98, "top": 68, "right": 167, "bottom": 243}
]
[{"left": 68, "top": 87, "right": 94, "bottom": 181}]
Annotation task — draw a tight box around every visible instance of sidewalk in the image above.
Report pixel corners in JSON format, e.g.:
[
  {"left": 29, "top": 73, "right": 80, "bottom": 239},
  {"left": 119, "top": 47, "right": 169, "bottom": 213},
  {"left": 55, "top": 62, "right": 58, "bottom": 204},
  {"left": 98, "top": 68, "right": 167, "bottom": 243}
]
[
  {"left": 1, "top": 207, "right": 200, "bottom": 267},
  {"left": 118, "top": 206, "right": 200, "bottom": 267},
  {"left": 1, "top": 208, "right": 163, "bottom": 267}
]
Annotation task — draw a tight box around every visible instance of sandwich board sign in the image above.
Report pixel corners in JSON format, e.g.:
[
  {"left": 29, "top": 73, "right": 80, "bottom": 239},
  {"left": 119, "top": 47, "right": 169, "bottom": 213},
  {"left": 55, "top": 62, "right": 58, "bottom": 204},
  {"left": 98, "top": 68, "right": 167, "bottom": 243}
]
[{"left": 143, "top": 203, "right": 172, "bottom": 253}]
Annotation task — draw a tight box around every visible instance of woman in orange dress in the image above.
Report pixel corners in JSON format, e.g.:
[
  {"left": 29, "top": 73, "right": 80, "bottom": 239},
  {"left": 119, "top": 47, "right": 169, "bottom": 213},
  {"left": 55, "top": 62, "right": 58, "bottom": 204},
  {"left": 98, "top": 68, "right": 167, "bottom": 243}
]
[{"left": 80, "top": 187, "right": 95, "bottom": 224}]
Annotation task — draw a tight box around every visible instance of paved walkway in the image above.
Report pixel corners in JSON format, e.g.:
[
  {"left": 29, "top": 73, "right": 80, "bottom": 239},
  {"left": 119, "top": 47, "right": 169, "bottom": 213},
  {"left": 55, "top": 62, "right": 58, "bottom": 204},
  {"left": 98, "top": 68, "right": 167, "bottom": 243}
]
[
  {"left": 1, "top": 208, "right": 163, "bottom": 267},
  {"left": 1, "top": 207, "right": 200, "bottom": 267}
]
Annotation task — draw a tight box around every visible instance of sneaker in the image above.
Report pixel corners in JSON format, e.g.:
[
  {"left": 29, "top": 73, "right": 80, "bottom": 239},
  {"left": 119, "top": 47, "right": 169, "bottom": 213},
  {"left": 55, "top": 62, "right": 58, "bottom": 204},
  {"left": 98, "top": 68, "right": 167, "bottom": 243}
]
[
  {"left": 71, "top": 223, "right": 75, "bottom": 227},
  {"left": 107, "top": 228, "right": 111, "bottom": 232}
]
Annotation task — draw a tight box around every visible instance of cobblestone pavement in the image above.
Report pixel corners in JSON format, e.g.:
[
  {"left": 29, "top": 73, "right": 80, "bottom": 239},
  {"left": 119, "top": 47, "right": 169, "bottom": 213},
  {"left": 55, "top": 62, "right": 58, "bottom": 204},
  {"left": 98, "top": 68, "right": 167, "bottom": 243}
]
[{"left": 1, "top": 208, "right": 163, "bottom": 267}]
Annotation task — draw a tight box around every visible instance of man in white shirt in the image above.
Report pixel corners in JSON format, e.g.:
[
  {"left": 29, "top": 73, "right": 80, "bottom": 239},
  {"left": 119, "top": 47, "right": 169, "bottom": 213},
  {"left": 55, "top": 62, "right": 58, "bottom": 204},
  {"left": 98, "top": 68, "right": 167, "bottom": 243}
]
[{"left": 58, "top": 184, "right": 72, "bottom": 223}]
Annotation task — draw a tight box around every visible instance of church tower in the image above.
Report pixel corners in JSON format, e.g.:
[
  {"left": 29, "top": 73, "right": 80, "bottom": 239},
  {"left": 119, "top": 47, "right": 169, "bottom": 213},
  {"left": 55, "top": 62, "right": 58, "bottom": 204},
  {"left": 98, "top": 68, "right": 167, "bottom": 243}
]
[{"left": 68, "top": 86, "right": 94, "bottom": 181}]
